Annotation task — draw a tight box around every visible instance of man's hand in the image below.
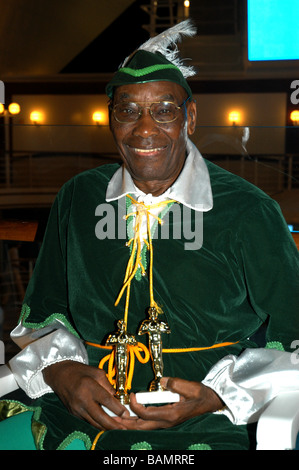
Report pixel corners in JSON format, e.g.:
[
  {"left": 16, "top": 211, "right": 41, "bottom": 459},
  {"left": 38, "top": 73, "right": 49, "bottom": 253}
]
[
  {"left": 118, "top": 376, "right": 224, "bottom": 431},
  {"left": 43, "top": 363, "right": 223, "bottom": 432},
  {"left": 42, "top": 360, "right": 131, "bottom": 430}
]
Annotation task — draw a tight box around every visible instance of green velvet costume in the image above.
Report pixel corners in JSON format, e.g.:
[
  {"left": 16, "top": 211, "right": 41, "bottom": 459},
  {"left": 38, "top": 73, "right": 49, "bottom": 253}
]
[{"left": 1, "top": 156, "right": 298, "bottom": 450}]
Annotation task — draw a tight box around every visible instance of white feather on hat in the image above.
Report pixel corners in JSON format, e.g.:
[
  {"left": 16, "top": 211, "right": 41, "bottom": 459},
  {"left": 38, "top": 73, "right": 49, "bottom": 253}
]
[{"left": 121, "top": 19, "right": 197, "bottom": 78}]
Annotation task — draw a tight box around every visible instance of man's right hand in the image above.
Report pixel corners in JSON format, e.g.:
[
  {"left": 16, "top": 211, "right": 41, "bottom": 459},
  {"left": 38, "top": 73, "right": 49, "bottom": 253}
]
[{"left": 42, "top": 360, "right": 131, "bottom": 430}]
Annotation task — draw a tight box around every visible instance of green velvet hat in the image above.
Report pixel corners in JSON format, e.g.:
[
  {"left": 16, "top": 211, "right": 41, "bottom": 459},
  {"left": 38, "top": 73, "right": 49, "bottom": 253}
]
[
  {"left": 106, "top": 19, "right": 197, "bottom": 99},
  {"left": 106, "top": 50, "right": 193, "bottom": 99}
]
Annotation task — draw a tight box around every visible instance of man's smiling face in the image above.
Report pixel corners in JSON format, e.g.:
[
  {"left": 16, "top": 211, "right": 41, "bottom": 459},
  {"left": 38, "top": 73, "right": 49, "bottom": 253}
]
[{"left": 109, "top": 81, "right": 197, "bottom": 196}]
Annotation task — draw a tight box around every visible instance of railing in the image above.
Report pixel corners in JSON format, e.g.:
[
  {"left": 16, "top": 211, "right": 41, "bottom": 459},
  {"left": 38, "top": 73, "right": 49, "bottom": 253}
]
[
  {"left": 0, "top": 151, "right": 121, "bottom": 189},
  {"left": 1, "top": 150, "right": 295, "bottom": 192},
  {"left": 0, "top": 124, "right": 298, "bottom": 202}
]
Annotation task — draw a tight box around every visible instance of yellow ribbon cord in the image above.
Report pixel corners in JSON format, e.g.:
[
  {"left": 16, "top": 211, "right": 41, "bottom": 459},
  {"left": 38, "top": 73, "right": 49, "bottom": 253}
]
[
  {"left": 86, "top": 340, "right": 239, "bottom": 391},
  {"left": 95, "top": 342, "right": 150, "bottom": 392},
  {"left": 88, "top": 195, "right": 240, "bottom": 389},
  {"left": 161, "top": 342, "right": 239, "bottom": 353},
  {"left": 114, "top": 194, "right": 177, "bottom": 324},
  {"left": 87, "top": 341, "right": 239, "bottom": 357},
  {"left": 91, "top": 430, "right": 105, "bottom": 451}
]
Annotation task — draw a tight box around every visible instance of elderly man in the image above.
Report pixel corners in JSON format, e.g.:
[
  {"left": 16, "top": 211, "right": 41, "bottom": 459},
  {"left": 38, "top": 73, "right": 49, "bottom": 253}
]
[{"left": 0, "top": 21, "right": 299, "bottom": 451}]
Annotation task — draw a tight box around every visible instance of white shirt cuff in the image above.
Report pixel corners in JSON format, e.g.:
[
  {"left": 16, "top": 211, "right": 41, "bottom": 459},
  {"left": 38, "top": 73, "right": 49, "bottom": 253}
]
[
  {"left": 202, "top": 348, "right": 299, "bottom": 425},
  {"left": 9, "top": 328, "right": 88, "bottom": 399}
]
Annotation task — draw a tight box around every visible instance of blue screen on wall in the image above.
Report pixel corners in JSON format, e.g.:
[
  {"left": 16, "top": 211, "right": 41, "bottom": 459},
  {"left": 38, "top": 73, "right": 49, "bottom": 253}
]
[{"left": 247, "top": 0, "right": 299, "bottom": 61}]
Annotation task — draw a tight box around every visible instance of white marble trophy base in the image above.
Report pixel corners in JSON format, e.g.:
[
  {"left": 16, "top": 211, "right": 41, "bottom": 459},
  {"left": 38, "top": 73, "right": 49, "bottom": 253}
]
[
  {"left": 102, "top": 390, "right": 180, "bottom": 417},
  {"left": 135, "top": 389, "right": 180, "bottom": 405}
]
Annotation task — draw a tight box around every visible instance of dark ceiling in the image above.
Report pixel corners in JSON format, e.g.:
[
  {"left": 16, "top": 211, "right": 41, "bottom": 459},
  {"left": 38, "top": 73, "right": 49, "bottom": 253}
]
[
  {"left": 0, "top": 0, "right": 149, "bottom": 78},
  {"left": 0, "top": 0, "right": 240, "bottom": 79}
]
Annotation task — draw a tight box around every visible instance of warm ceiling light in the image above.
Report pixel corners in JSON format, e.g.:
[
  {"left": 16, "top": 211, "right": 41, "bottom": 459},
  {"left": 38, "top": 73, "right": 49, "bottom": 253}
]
[
  {"left": 290, "top": 110, "right": 299, "bottom": 125},
  {"left": 8, "top": 102, "right": 21, "bottom": 115},
  {"left": 228, "top": 110, "right": 241, "bottom": 125},
  {"left": 184, "top": 0, "right": 190, "bottom": 17},
  {"left": 30, "top": 110, "right": 43, "bottom": 124},
  {"left": 92, "top": 111, "right": 105, "bottom": 124},
  {"left": 0, "top": 103, "right": 4, "bottom": 115}
]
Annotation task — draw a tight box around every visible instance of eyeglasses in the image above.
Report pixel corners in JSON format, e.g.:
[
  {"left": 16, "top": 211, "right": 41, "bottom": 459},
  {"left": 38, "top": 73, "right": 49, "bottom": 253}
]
[{"left": 110, "top": 97, "right": 191, "bottom": 124}]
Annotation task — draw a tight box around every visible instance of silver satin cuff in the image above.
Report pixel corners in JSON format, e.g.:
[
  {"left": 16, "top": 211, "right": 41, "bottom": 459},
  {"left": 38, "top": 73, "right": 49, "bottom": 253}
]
[
  {"left": 10, "top": 319, "right": 69, "bottom": 348},
  {"left": 202, "top": 348, "right": 299, "bottom": 425},
  {"left": 9, "top": 328, "right": 88, "bottom": 399}
]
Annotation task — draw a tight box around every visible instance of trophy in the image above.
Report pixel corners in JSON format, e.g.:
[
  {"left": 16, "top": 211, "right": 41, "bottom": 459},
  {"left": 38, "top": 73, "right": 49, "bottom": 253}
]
[
  {"left": 135, "top": 306, "right": 180, "bottom": 405},
  {"left": 104, "top": 319, "right": 137, "bottom": 407},
  {"left": 102, "top": 310, "right": 179, "bottom": 417}
]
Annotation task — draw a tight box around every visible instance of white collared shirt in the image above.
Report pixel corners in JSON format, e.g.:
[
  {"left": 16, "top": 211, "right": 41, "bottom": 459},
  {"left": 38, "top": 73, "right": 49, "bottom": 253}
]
[{"left": 105, "top": 139, "right": 213, "bottom": 245}]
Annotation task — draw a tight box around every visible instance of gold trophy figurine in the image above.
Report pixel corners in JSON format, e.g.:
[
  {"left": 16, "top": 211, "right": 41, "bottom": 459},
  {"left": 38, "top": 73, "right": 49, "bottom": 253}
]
[
  {"left": 138, "top": 306, "right": 170, "bottom": 392},
  {"left": 105, "top": 319, "right": 137, "bottom": 405}
]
